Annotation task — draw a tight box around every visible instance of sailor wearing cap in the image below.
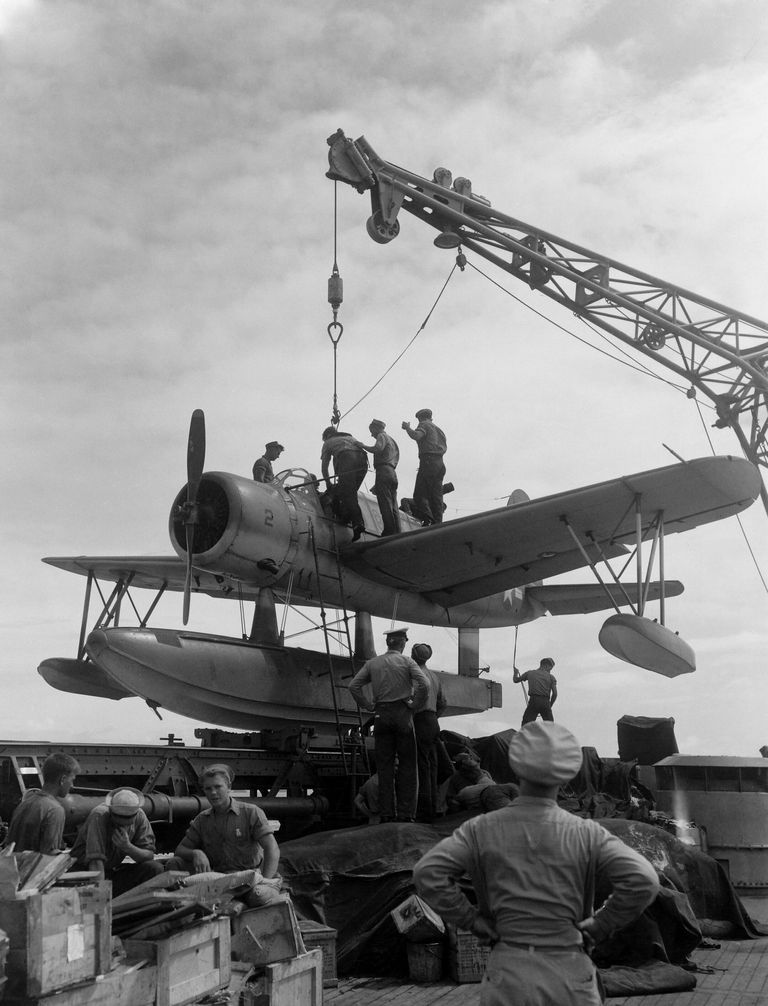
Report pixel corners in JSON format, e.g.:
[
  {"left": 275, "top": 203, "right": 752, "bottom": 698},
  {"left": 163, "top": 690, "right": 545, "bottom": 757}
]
[
  {"left": 349, "top": 627, "right": 429, "bottom": 822},
  {"left": 252, "top": 440, "right": 285, "bottom": 483},
  {"left": 356, "top": 419, "right": 401, "bottom": 536},
  {"left": 414, "top": 722, "right": 659, "bottom": 1005},
  {"left": 410, "top": 643, "right": 447, "bottom": 821},
  {"left": 401, "top": 408, "right": 447, "bottom": 524},
  {"left": 70, "top": 787, "right": 164, "bottom": 896},
  {"left": 320, "top": 426, "right": 368, "bottom": 540},
  {"left": 167, "top": 764, "right": 285, "bottom": 907},
  {"left": 514, "top": 657, "right": 558, "bottom": 726}
]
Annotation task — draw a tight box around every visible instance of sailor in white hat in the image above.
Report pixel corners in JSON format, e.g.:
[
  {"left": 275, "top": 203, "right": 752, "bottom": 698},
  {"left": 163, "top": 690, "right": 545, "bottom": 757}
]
[
  {"left": 70, "top": 787, "right": 164, "bottom": 896},
  {"left": 413, "top": 722, "right": 659, "bottom": 1005}
]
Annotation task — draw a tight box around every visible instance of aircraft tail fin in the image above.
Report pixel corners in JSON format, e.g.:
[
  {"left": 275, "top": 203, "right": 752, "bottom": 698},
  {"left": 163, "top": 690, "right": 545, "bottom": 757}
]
[
  {"left": 507, "top": 489, "right": 530, "bottom": 506},
  {"left": 527, "top": 581, "right": 684, "bottom": 616}
]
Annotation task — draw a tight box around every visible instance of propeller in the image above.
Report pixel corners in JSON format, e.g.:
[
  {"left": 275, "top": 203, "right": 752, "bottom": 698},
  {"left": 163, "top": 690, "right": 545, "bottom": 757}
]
[{"left": 182, "top": 409, "right": 206, "bottom": 625}]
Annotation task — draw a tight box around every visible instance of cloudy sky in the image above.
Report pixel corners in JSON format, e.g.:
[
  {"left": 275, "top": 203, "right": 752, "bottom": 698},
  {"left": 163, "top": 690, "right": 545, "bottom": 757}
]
[{"left": 2, "top": 0, "right": 767, "bottom": 760}]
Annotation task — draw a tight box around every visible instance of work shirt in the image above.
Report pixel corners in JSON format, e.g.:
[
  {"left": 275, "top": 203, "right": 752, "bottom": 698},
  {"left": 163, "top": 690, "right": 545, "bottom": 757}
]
[
  {"left": 252, "top": 456, "right": 274, "bottom": 482},
  {"left": 521, "top": 666, "right": 556, "bottom": 699},
  {"left": 348, "top": 649, "right": 429, "bottom": 712},
  {"left": 414, "top": 797, "right": 659, "bottom": 949},
  {"left": 370, "top": 431, "right": 399, "bottom": 469},
  {"left": 5, "top": 790, "right": 65, "bottom": 855},
  {"left": 413, "top": 666, "right": 446, "bottom": 715},
  {"left": 70, "top": 805, "right": 157, "bottom": 874},
  {"left": 181, "top": 799, "right": 275, "bottom": 873},
  {"left": 411, "top": 420, "right": 447, "bottom": 457},
  {"left": 321, "top": 433, "right": 367, "bottom": 468}
]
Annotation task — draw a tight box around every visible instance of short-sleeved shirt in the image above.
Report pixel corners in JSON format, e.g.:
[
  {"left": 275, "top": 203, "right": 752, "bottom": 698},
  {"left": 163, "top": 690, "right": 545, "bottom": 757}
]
[
  {"left": 252, "top": 456, "right": 274, "bottom": 482},
  {"left": 412, "top": 420, "right": 447, "bottom": 457},
  {"left": 70, "top": 805, "right": 157, "bottom": 874},
  {"left": 414, "top": 797, "right": 659, "bottom": 947},
  {"left": 348, "top": 650, "right": 429, "bottom": 711},
  {"left": 520, "top": 666, "right": 556, "bottom": 699},
  {"left": 5, "top": 790, "right": 65, "bottom": 855},
  {"left": 370, "top": 431, "right": 400, "bottom": 469},
  {"left": 321, "top": 433, "right": 366, "bottom": 467},
  {"left": 181, "top": 799, "right": 275, "bottom": 873},
  {"left": 413, "top": 667, "right": 446, "bottom": 715}
]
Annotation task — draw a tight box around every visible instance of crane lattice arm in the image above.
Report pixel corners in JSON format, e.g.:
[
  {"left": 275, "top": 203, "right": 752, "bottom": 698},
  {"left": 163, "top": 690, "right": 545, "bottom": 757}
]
[{"left": 327, "top": 129, "right": 768, "bottom": 515}]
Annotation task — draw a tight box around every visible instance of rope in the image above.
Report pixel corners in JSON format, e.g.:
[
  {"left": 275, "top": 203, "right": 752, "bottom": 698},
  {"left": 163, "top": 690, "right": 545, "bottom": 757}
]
[
  {"left": 693, "top": 399, "right": 768, "bottom": 594},
  {"left": 466, "top": 258, "right": 712, "bottom": 407},
  {"left": 339, "top": 259, "right": 461, "bottom": 422},
  {"left": 327, "top": 180, "right": 344, "bottom": 426},
  {"left": 513, "top": 625, "right": 528, "bottom": 702}
]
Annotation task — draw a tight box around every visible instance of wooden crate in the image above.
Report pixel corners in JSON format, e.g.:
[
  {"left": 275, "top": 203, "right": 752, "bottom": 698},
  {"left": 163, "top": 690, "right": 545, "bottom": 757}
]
[
  {"left": 0, "top": 884, "right": 111, "bottom": 999},
  {"left": 124, "top": 918, "right": 230, "bottom": 1006},
  {"left": 241, "top": 949, "right": 322, "bottom": 1006},
  {"left": 447, "top": 926, "right": 491, "bottom": 983},
  {"left": 298, "top": 920, "right": 338, "bottom": 987},
  {"left": 390, "top": 894, "right": 445, "bottom": 943},
  {"left": 231, "top": 900, "right": 303, "bottom": 966},
  {"left": 3, "top": 962, "right": 157, "bottom": 1006}
]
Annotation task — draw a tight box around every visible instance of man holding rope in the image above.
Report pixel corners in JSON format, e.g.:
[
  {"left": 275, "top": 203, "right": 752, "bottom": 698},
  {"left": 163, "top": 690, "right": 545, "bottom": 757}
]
[{"left": 513, "top": 657, "right": 558, "bottom": 726}]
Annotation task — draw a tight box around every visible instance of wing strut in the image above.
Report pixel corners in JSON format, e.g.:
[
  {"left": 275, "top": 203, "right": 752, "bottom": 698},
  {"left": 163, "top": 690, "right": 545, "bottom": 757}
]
[{"left": 561, "top": 498, "right": 668, "bottom": 623}]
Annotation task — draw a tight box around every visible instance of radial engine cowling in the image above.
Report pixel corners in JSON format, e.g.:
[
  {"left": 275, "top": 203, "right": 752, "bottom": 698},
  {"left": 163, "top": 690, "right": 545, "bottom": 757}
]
[{"left": 169, "top": 472, "right": 297, "bottom": 584}]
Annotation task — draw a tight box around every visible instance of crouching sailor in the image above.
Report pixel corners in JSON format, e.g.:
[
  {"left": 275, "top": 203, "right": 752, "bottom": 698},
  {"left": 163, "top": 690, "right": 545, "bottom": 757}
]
[
  {"left": 413, "top": 722, "right": 659, "bottom": 1005},
  {"left": 70, "top": 788, "right": 164, "bottom": 896}
]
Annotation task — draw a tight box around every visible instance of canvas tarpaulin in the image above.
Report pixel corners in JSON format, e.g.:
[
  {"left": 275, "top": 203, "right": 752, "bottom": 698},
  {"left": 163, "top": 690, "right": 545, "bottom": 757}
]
[{"left": 279, "top": 814, "right": 759, "bottom": 982}]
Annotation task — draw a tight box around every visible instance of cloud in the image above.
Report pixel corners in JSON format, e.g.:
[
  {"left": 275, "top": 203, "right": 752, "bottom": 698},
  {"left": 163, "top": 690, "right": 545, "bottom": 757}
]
[{"left": 2, "top": 0, "right": 766, "bottom": 758}]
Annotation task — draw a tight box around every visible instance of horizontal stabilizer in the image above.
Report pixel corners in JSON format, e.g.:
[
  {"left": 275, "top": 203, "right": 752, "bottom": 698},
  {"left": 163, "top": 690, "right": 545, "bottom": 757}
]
[{"left": 527, "top": 581, "right": 684, "bottom": 616}]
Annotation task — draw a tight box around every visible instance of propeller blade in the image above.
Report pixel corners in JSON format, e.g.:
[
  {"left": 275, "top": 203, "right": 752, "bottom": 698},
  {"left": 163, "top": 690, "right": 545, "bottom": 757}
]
[
  {"left": 182, "top": 409, "right": 206, "bottom": 625},
  {"left": 187, "top": 408, "right": 206, "bottom": 502}
]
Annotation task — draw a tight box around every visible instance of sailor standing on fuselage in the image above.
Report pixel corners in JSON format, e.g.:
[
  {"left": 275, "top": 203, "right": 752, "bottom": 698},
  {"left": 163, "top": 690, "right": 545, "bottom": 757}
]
[
  {"left": 402, "top": 408, "right": 447, "bottom": 524},
  {"left": 356, "top": 419, "right": 401, "bottom": 536},
  {"left": 321, "top": 427, "right": 368, "bottom": 541}
]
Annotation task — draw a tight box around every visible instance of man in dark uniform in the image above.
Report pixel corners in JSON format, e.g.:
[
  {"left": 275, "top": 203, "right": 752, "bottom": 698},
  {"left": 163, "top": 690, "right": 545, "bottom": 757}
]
[
  {"left": 514, "top": 657, "right": 558, "bottom": 726},
  {"left": 348, "top": 627, "right": 428, "bottom": 822},
  {"left": 402, "top": 408, "right": 447, "bottom": 524},
  {"left": 252, "top": 441, "right": 284, "bottom": 482},
  {"left": 357, "top": 419, "right": 400, "bottom": 536},
  {"left": 411, "top": 643, "right": 446, "bottom": 821},
  {"left": 320, "top": 426, "right": 368, "bottom": 540}
]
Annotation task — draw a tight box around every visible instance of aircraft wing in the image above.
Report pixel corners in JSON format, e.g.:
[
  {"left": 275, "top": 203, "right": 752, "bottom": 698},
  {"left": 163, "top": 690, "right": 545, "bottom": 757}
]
[
  {"left": 342, "top": 455, "right": 760, "bottom": 607},
  {"left": 42, "top": 556, "right": 266, "bottom": 601},
  {"left": 526, "top": 581, "right": 684, "bottom": 616}
]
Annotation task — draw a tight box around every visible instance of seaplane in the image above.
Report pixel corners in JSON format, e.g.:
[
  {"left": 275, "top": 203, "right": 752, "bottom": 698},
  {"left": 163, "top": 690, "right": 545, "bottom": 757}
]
[{"left": 37, "top": 409, "right": 762, "bottom": 734}]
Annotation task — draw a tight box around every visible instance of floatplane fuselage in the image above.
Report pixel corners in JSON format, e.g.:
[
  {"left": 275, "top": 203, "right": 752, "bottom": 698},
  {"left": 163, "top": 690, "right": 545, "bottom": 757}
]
[{"left": 38, "top": 412, "right": 761, "bottom": 732}]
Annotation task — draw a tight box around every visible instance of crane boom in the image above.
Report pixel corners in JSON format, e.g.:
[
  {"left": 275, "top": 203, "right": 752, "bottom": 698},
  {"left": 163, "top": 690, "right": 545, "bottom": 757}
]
[{"left": 327, "top": 129, "right": 768, "bottom": 515}]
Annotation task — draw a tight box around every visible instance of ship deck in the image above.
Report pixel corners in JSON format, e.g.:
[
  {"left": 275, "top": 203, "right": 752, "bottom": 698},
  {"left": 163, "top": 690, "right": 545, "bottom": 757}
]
[{"left": 323, "top": 935, "right": 768, "bottom": 1005}]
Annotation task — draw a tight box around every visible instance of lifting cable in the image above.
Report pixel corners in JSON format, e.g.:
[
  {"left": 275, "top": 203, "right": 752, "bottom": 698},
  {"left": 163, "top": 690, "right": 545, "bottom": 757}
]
[
  {"left": 327, "top": 181, "right": 344, "bottom": 427},
  {"left": 692, "top": 398, "right": 768, "bottom": 594},
  {"left": 327, "top": 181, "right": 464, "bottom": 426},
  {"left": 466, "top": 254, "right": 768, "bottom": 583},
  {"left": 465, "top": 258, "right": 692, "bottom": 399},
  {"left": 339, "top": 254, "right": 464, "bottom": 423}
]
